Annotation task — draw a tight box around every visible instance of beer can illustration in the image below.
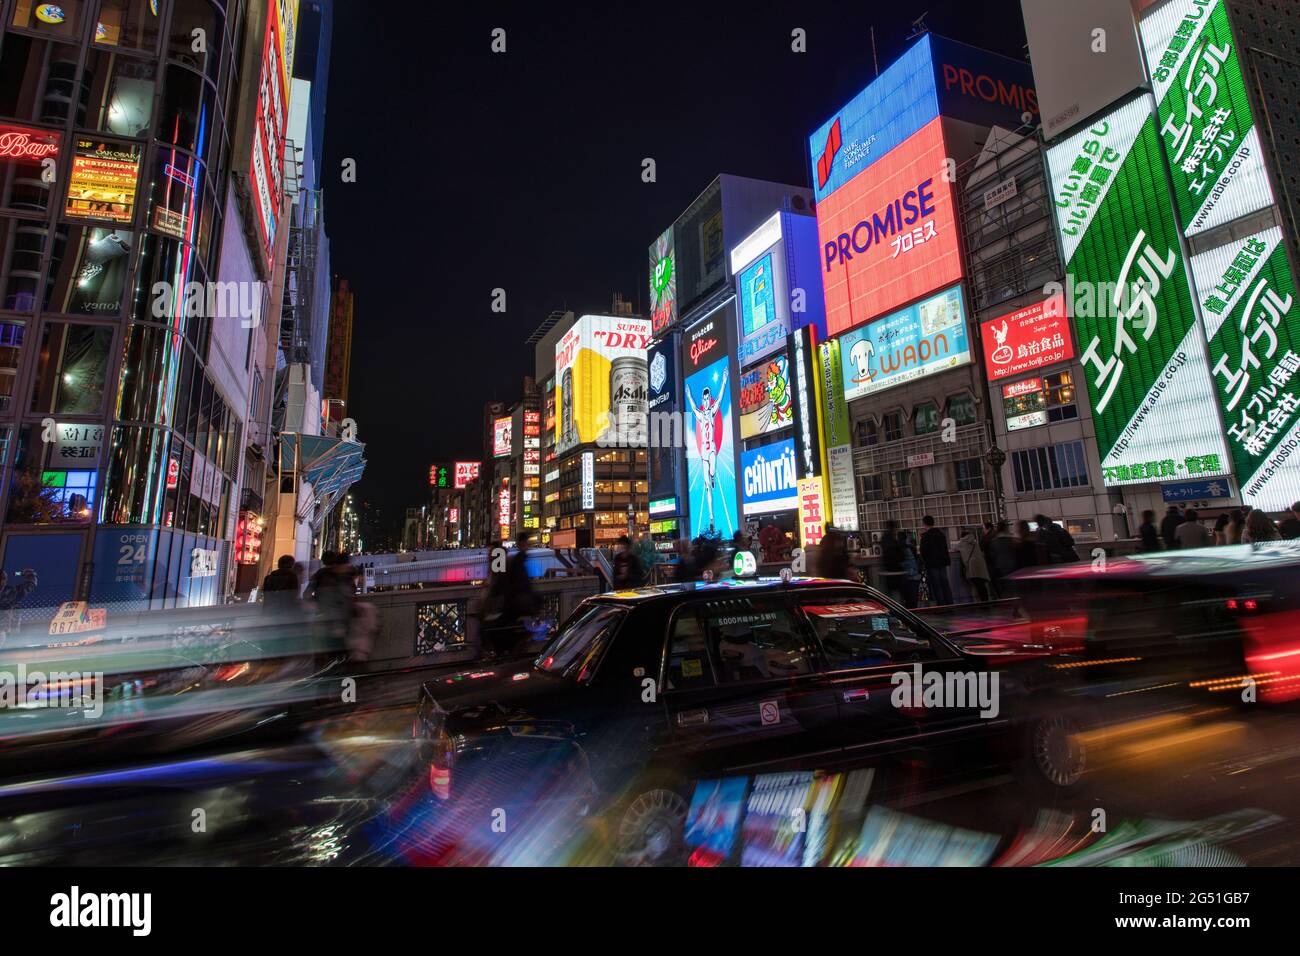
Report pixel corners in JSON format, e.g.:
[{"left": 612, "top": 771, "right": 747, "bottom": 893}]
[{"left": 609, "top": 356, "right": 648, "bottom": 427}]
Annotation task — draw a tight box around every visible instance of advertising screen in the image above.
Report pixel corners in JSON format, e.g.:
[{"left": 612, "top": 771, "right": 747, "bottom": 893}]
[
  {"left": 838, "top": 284, "right": 970, "bottom": 402},
  {"left": 647, "top": 337, "right": 680, "bottom": 508},
  {"left": 492, "top": 417, "right": 512, "bottom": 458},
  {"left": 1191, "top": 226, "right": 1300, "bottom": 509},
  {"left": 649, "top": 227, "right": 677, "bottom": 334},
  {"left": 739, "top": 253, "right": 778, "bottom": 335},
  {"left": 1046, "top": 94, "right": 1231, "bottom": 487},
  {"left": 554, "top": 314, "right": 651, "bottom": 455},
  {"left": 249, "top": 1, "right": 295, "bottom": 267},
  {"left": 797, "top": 477, "right": 827, "bottom": 549},
  {"left": 741, "top": 438, "right": 799, "bottom": 516},
  {"left": 64, "top": 139, "right": 141, "bottom": 224},
  {"left": 739, "top": 354, "right": 794, "bottom": 440},
  {"left": 980, "top": 293, "right": 1073, "bottom": 381},
  {"left": 1002, "top": 378, "right": 1050, "bottom": 431},
  {"left": 816, "top": 118, "right": 963, "bottom": 335},
  {"left": 683, "top": 355, "right": 738, "bottom": 539},
  {"left": 1142, "top": 0, "right": 1274, "bottom": 238},
  {"left": 819, "top": 338, "right": 857, "bottom": 532}
]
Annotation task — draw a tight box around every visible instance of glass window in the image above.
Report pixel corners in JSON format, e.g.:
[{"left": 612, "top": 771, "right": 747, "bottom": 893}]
[
  {"left": 10, "top": 1, "right": 88, "bottom": 39},
  {"left": 913, "top": 402, "right": 939, "bottom": 435},
  {"left": 855, "top": 418, "right": 877, "bottom": 447},
  {"left": 30, "top": 321, "right": 113, "bottom": 414},
  {"left": 0, "top": 123, "right": 61, "bottom": 213},
  {"left": 945, "top": 393, "right": 977, "bottom": 427},
  {"left": 0, "top": 215, "right": 51, "bottom": 310},
  {"left": 63, "top": 137, "right": 143, "bottom": 225},
  {"left": 954, "top": 458, "right": 985, "bottom": 492},
  {"left": 1012, "top": 440, "right": 1090, "bottom": 494},
  {"left": 147, "top": 149, "right": 202, "bottom": 241},
  {"left": 80, "top": 50, "right": 156, "bottom": 136},
  {"left": 44, "top": 224, "right": 132, "bottom": 316},
  {"left": 666, "top": 606, "right": 716, "bottom": 690},
  {"left": 167, "top": 0, "right": 224, "bottom": 84},
  {"left": 95, "top": 0, "right": 164, "bottom": 52},
  {"left": 1044, "top": 371, "right": 1078, "bottom": 423},
  {"left": 888, "top": 468, "right": 912, "bottom": 499},
  {"left": 535, "top": 603, "right": 625, "bottom": 681},
  {"left": 99, "top": 422, "right": 167, "bottom": 524},
  {"left": 5, "top": 422, "right": 100, "bottom": 524},
  {"left": 157, "top": 64, "right": 214, "bottom": 155},
  {"left": 800, "top": 597, "right": 945, "bottom": 668},
  {"left": 116, "top": 322, "right": 182, "bottom": 425},
  {"left": 882, "top": 410, "right": 904, "bottom": 442},
  {"left": 0, "top": 320, "right": 25, "bottom": 415},
  {"left": 130, "top": 233, "right": 204, "bottom": 333},
  {"left": 698, "top": 597, "right": 812, "bottom": 684},
  {"left": 858, "top": 472, "right": 883, "bottom": 503},
  {"left": 0, "top": 35, "right": 81, "bottom": 125},
  {"left": 920, "top": 463, "right": 947, "bottom": 495}
]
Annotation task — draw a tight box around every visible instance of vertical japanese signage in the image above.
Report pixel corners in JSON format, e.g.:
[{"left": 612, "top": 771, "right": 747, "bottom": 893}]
[
  {"left": 1046, "top": 95, "right": 1230, "bottom": 486},
  {"left": 581, "top": 451, "right": 595, "bottom": 510},
  {"left": 1142, "top": 0, "right": 1274, "bottom": 238},
  {"left": 789, "top": 325, "right": 822, "bottom": 482},
  {"left": 797, "top": 476, "right": 827, "bottom": 549},
  {"left": 250, "top": 1, "right": 298, "bottom": 267},
  {"left": 818, "top": 338, "right": 858, "bottom": 532},
  {"left": 649, "top": 228, "right": 677, "bottom": 335},
  {"left": 1191, "top": 227, "right": 1300, "bottom": 509}
]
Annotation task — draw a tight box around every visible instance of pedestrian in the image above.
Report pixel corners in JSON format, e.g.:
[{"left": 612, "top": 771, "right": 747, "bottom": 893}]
[
  {"left": 957, "top": 527, "right": 993, "bottom": 602},
  {"left": 1242, "top": 509, "right": 1279, "bottom": 543},
  {"left": 612, "top": 534, "right": 646, "bottom": 589},
  {"left": 815, "top": 526, "right": 851, "bottom": 580},
  {"left": 674, "top": 538, "right": 701, "bottom": 583},
  {"left": 1279, "top": 501, "right": 1300, "bottom": 540},
  {"left": 1138, "top": 510, "right": 1161, "bottom": 552},
  {"left": 1160, "top": 505, "right": 1185, "bottom": 549},
  {"left": 1213, "top": 513, "right": 1231, "bottom": 545},
  {"left": 919, "top": 515, "right": 953, "bottom": 606},
  {"left": 1035, "top": 514, "right": 1080, "bottom": 564},
  {"left": 1014, "top": 521, "right": 1038, "bottom": 570},
  {"left": 1225, "top": 509, "right": 1246, "bottom": 544},
  {"left": 1174, "top": 509, "right": 1211, "bottom": 549},
  {"left": 900, "top": 531, "right": 922, "bottom": 608},
  {"left": 483, "top": 530, "right": 540, "bottom": 657},
  {"left": 987, "top": 521, "right": 1017, "bottom": 597},
  {"left": 879, "top": 520, "right": 910, "bottom": 606},
  {"left": 261, "top": 554, "right": 301, "bottom": 612}
]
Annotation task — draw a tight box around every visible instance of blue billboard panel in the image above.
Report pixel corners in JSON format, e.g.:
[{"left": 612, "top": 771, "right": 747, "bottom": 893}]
[
  {"left": 90, "top": 528, "right": 158, "bottom": 611},
  {"left": 738, "top": 252, "right": 786, "bottom": 366},
  {"left": 839, "top": 285, "right": 971, "bottom": 401},
  {"left": 1161, "top": 479, "right": 1232, "bottom": 503},
  {"left": 684, "top": 356, "right": 738, "bottom": 539},
  {"left": 647, "top": 337, "right": 682, "bottom": 511},
  {"left": 0, "top": 533, "right": 83, "bottom": 627},
  {"left": 741, "top": 438, "right": 799, "bottom": 516},
  {"left": 928, "top": 35, "right": 1039, "bottom": 132},
  {"left": 809, "top": 37, "right": 939, "bottom": 205}
]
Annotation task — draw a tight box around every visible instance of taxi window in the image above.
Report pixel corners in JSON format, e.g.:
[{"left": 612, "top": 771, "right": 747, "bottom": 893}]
[
  {"left": 704, "top": 597, "right": 812, "bottom": 684},
  {"left": 666, "top": 608, "right": 716, "bottom": 690},
  {"left": 799, "top": 597, "right": 943, "bottom": 668}
]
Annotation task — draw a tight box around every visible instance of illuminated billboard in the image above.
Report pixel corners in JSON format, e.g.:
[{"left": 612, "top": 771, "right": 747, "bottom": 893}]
[
  {"left": 64, "top": 138, "right": 141, "bottom": 224},
  {"left": 838, "top": 285, "right": 970, "bottom": 402},
  {"left": 1046, "top": 94, "right": 1230, "bottom": 487},
  {"left": 649, "top": 227, "right": 677, "bottom": 335},
  {"left": 738, "top": 353, "right": 793, "bottom": 440},
  {"left": 554, "top": 314, "right": 651, "bottom": 455},
  {"left": 730, "top": 211, "right": 828, "bottom": 366},
  {"left": 741, "top": 438, "right": 799, "bottom": 516},
  {"left": 980, "top": 293, "right": 1073, "bottom": 381},
  {"left": 249, "top": 1, "right": 298, "bottom": 267},
  {"left": 453, "top": 461, "right": 480, "bottom": 488},
  {"left": 492, "top": 417, "right": 512, "bottom": 458},
  {"left": 1142, "top": 0, "right": 1275, "bottom": 238},
  {"left": 683, "top": 354, "right": 738, "bottom": 539},
  {"left": 429, "top": 464, "right": 450, "bottom": 488},
  {"left": 0, "top": 124, "right": 60, "bottom": 164},
  {"left": 816, "top": 118, "right": 963, "bottom": 335},
  {"left": 1191, "top": 226, "right": 1300, "bottom": 510},
  {"left": 818, "top": 338, "right": 857, "bottom": 532}
]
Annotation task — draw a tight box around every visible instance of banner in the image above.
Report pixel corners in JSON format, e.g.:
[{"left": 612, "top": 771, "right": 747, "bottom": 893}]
[
  {"left": 818, "top": 339, "right": 857, "bottom": 531},
  {"left": 739, "top": 354, "right": 793, "bottom": 439},
  {"left": 741, "top": 439, "right": 799, "bottom": 516},
  {"left": 838, "top": 285, "right": 970, "bottom": 402},
  {"left": 980, "top": 293, "right": 1073, "bottom": 381}
]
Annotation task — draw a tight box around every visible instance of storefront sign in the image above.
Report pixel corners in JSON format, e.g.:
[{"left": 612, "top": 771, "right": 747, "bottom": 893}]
[{"left": 980, "top": 293, "right": 1073, "bottom": 381}]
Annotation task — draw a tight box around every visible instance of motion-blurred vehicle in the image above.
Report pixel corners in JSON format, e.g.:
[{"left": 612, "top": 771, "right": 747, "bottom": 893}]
[
  {"left": 1011, "top": 542, "right": 1300, "bottom": 706},
  {"left": 413, "top": 577, "right": 1083, "bottom": 865}
]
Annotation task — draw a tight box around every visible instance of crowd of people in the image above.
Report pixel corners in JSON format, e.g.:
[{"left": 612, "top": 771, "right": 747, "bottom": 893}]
[
  {"left": 1137, "top": 501, "right": 1300, "bottom": 550},
  {"left": 260, "top": 551, "right": 376, "bottom": 662}
]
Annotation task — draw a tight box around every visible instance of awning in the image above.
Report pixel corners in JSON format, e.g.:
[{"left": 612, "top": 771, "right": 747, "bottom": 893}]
[{"left": 280, "top": 433, "right": 367, "bottom": 500}]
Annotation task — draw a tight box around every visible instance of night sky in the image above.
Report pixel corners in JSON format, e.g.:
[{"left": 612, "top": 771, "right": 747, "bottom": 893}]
[{"left": 323, "top": 0, "right": 1026, "bottom": 509}]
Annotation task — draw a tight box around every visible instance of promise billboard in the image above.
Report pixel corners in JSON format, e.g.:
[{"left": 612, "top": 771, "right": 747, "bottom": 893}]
[
  {"left": 1046, "top": 94, "right": 1230, "bottom": 487},
  {"left": 815, "top": 117, "right": 963, "bottom": 336}
]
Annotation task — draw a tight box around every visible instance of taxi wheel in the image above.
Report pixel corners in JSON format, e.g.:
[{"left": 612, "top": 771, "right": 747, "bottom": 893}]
[
  {"left": 1027, "top": 711, "right": 1089, "bottom": 791},
  {"left": 611, "top": 783, "right": 688, "bottom": 867}
]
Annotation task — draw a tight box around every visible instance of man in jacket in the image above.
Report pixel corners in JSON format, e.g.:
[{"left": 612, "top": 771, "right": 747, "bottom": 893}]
[
  {"left": 919, "top": 516, "right": 953, "bottom": 605},
  {"left": 957, "top": 528, "right": 993, "bottom": 602},
  {"left": 1160, "top": 506, "right": 1185, "bottom": 549}
]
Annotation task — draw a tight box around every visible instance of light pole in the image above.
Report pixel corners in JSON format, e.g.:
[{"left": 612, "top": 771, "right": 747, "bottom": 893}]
[
  {"left": 984, "top": 444, "right": 1007, "bottom": 521},
  {"left": 626, "top": 500, "right": 635, "bottom": 539}
]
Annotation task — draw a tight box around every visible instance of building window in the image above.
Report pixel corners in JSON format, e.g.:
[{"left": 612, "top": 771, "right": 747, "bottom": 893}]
[
  {"left": 0, "top": 216, "right": 51, "bottom": 309},
  {"left": 945, "top": 393, "right": 977, "bottom": 427},
  {"left": 920, "top": 463, "right": 947, "bottom": 495},
  {"left": 954, "top": 458, "right": 985, "bottom": 492},
  {"left": 1012, "top": 440, "right": 1090, "bottom": 494},
  {"left": 30, "top": 322, "right": 113, "bottom": 415},
  {"left": 10, "top": 1, "right": 88, "bottom": 39},
  {"left": 4, "top": 423, "right": 98, "bottom": 524},
  {"left": 0, "top": 320, "right": 25, "bottom": 415},
  {"left": 888, "top": 469, "right": 912, "bottom": 499},
  {"left": 1002, "top": 370, "right": 1079, "bottom": 431},
  {"left": 80, "top": 49, "right": 157, "bottom": 136},
  {"left": 45, "top": 225, "right": 133, "bottom": 316},
  {"left": 855, "top": 418, "right": 878, "bottom": 447},
  {"left": 95, "top": 0, "right": 165, "bottom": 53},
  {"left": 913, "top": 402, "right": 940, "bottom": 435},
  {"left": 858, "top": 472, "right": 883, "bottom": 502},
  {"left": 882, "top": 410, "right": 904, "bottom": 443},
  {"left": 1043, "top": 371, "right": 1078, "bottom": 423}
]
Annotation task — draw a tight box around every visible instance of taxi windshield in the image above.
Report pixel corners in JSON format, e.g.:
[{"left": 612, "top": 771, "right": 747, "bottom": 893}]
[{"left": 534, "top": 604, "right": 626, "bottom": 680}]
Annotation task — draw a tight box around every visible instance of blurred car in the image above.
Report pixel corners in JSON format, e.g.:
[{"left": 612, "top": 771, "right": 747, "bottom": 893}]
[
  {"left": 1010, "top": 541, "right": 1300, "bottom": 705},
  {"left": 413, "top": 576, "right": 1082, "bottom": 865}
]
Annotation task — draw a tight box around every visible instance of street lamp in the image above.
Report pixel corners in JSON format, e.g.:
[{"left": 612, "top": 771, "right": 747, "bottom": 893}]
[
  {"left": 984, "top": 444, "right": 1007, "bottom": 521},
  {"left": 626, "top": 500, "right": 635, "bottom": 538}
]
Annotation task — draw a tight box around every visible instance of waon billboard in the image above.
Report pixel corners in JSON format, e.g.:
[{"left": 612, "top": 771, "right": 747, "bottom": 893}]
[
  {"left": 980, "top": 293, "right": 1074, "bottom": 381},
  {"left": 815, "top": 117, "right": 963, "bottom": 336}
]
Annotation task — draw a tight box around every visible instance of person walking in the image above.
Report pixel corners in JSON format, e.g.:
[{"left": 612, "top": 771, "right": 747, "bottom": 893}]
[
  {"left": 1242, "top": 509, "right": 1279, "bottom": 543},
  {"left": 919, "top": 516, "right": 953, "bottom": 606},
  {"left": 879, "top": 521, "right": 910, "bottom": 607},
  {"left": 956, "top": 527, "right": 993, "bottom": 602},
  {"left": 612, "top": 534, "right": 646, "bottom": 589},
  {"left": 1160, "top": 506, "right": 1185, "bottom": 549},
  {"left": 987, "top": 521, "right": 1017, "bottom": 598},
  {"left": 483, "top": 531, "right": 540, "bottom": 657},
  {"left": 1138, "top": 510, "right": 1161, "bottom": 552},
  {"left": 900, "top": 531, "right": 921, "bottom": 609},
  {"left": 1174, "top": 509, "right": 1211, "bottom": 549},
  {"left": 1014, "top": 521, "right": 1038, "bottom": 570},
  {"left": 261, "top": 554, "right": 301, "bottom": 612},
  {"left": 1279, "top": 502, "right": 1300, "bottom": 540},
  {"left": 1225, "top": 509, "right": 1246, "bottom": 544},
  {"left": 1035, "top": 515, "right": 1079, "bottom": 564}
]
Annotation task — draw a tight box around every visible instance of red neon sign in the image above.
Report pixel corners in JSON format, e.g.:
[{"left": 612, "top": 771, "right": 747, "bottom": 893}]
[{"left": 0, "top": 126, "right": 61, "bottom": 162}]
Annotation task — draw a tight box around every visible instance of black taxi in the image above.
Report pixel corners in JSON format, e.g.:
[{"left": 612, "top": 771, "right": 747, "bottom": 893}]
[{"left": 413, "top": 576, "right": 1080, "bottom": 865}]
